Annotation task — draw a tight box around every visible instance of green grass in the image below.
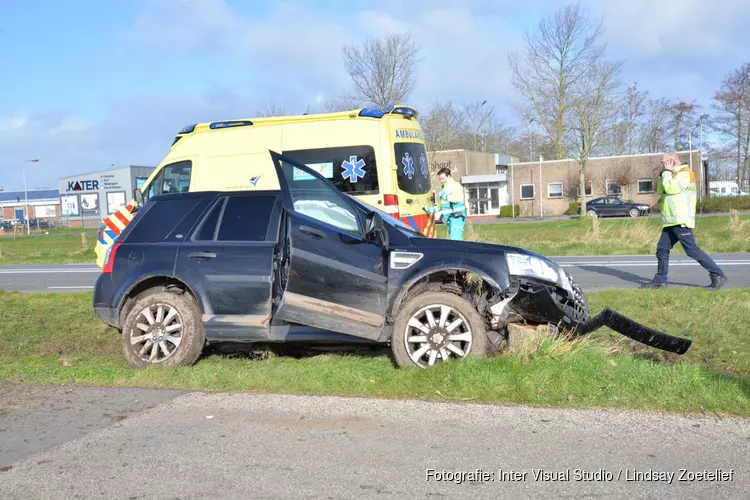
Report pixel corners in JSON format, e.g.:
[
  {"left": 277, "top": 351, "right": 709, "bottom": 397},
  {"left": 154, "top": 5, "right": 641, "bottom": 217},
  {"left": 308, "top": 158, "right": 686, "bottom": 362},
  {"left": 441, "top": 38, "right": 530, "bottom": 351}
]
[
  {"left": 1, "top": 215, "right": 747, "bottom": 265},
  {"left": 1, "top": 289, "right": 749, "bottom": 416},
  {"left": 436, "top": 215, "right": 750, "bottom": 255},
  {"left": 0, "top": 234, "right": 95, "bottom": 264}
]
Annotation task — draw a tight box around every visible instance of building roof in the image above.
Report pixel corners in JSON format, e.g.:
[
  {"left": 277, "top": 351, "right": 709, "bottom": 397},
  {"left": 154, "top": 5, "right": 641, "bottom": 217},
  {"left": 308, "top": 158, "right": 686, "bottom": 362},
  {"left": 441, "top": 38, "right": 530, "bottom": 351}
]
[
  {"left": 0, "top": 189, "right": 59, "bottom": 203},
  {"left": 57, "top": 165, "right": 155, "bottom": 180}
]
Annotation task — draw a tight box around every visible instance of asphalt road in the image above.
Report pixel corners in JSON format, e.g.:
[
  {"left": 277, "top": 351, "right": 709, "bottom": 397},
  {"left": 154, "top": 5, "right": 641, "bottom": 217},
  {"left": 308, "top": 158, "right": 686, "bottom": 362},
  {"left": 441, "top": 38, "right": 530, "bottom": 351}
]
[
  {"left": 1, "top": 254, "right": 749, "bottom": 294},
  {"left": 0, "top": 384, "right": 746, "bottom": 500}
]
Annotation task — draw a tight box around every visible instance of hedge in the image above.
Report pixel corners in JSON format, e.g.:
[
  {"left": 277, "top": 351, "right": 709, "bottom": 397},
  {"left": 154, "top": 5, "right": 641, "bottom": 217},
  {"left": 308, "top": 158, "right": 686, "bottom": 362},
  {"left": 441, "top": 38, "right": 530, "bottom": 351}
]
[
  {"left": 700, "top": 195, "right": 750, "bottom": 213},
  {"left": 499, "top": 204, "right": 521, "bottom": 217},
  {"left": 568, "top": 201, "right": 579, "bottom": 215}
]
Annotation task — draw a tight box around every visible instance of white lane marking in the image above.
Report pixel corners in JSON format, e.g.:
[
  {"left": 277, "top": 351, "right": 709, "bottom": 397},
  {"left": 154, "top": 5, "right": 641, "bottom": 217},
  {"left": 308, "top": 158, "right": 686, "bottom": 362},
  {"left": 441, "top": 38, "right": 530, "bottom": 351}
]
[
  {"left": 0, "top": 269, "right": 100, "bottom": 274},
  {"left": 559, "top": 261, "right": 750, "bottom": 268},
  {"left": 48, "top": 286, "right": 95, "bottom": 289}
]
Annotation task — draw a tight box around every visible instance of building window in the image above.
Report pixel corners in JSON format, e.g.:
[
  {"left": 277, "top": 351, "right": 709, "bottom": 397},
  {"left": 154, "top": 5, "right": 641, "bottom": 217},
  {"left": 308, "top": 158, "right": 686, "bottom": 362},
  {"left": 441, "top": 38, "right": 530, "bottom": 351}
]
[
  {"left": 520, "top": 184, "right": 535, "bottom": 200},
  {"left": 576, "top": 184, "right": 593, "bottom": 197},
  {"left": 606, "top": 180, "right": 622, "bottom": 195},
  {"left": 637, "top": 178, "right": 654, "bottom": 194},
  {"left": 547, "top": 182, "right": 563, "bottom": 199}
]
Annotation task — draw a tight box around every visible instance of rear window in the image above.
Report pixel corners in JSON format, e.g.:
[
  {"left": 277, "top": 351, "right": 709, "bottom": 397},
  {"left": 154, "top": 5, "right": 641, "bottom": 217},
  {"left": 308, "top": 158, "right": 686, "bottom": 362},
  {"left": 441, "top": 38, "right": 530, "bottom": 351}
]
[
  {"left": 282, "top": 145, "right": 379, "bottom": 195},
  {"left": 394, "top": 142, "right": 430, "bottom": 195},
  {"left": 125, "top": 197, "right": 205, "bottom": 242}
]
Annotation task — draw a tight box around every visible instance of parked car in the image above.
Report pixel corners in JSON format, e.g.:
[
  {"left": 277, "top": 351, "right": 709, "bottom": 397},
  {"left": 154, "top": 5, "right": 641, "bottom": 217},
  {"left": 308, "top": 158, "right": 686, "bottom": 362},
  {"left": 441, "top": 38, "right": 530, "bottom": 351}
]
[
  {"left": 578, "top": 197, "right": 650, "bottom": 218},
  {"left": 93, "top": 151, "right": 690, "bottom": 369}
]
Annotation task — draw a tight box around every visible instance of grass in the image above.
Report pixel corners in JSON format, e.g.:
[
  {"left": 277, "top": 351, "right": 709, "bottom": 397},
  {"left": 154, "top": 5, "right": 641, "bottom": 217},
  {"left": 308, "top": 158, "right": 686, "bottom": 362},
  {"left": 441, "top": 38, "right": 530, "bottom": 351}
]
[
  {"left": 436, "top": 215, "right": 750, "bottom": 255},
  {"left": 0, "top": 214, "right": 747, "bottom": 265},
  {"left": 1, "top": 289, "right": 749, "bottom": 416},
  {"left": 0, "top": 234, "right": 95, "bottom": 264}
]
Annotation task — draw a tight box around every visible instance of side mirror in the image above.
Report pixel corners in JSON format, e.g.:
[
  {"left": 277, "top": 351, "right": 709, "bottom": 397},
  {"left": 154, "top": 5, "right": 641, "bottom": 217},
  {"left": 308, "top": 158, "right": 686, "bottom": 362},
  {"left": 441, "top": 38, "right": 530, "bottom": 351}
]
[
  {"left": 365, "top": 211, "right": 388, "bottom": 248},
  {"left": 133, "top": 188, "right": 144, "bottom": 207}
]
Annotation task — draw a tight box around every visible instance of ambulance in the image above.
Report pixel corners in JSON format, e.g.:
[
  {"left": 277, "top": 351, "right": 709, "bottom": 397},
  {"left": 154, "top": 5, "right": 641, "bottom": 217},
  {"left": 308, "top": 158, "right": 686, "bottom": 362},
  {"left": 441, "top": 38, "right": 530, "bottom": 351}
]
[{"left": 95, "top": 105, "right": 436, "bottom": 267}]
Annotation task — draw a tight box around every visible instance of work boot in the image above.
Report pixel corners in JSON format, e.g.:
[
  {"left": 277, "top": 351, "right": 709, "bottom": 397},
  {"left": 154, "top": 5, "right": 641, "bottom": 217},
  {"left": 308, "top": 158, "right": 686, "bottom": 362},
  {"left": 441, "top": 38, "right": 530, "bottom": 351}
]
[
  {"left": 707, "top": 274, "right": 728, "bottom": 291},
  {"left": 639, "top": 281, "right": 667, "bottom": 289}
]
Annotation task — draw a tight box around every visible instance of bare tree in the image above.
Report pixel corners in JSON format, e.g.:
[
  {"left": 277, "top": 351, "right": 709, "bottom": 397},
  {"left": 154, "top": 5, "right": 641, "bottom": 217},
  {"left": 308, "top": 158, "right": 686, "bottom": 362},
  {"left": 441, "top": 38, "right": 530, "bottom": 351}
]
[
  {"left": 712, "top": 62, "right": 750, "bottom": 184},
  {"left": 667, "top": 100, "right": 700, "bottom": 150},
  {"left": 617, "top": 82, "right": 649, "bottom": 155},
  {"left": 342, "top": 32, "right": 422, "bottom": 106},
  {"left": 508, "top": 2, "right": 607, "bottom": 160},
  {"left": 421, "top": 100, "right": 467, "bottom": 155},
  {"left": 255, "top": 101, "right": 287, "bottom": 117},
  {"left": 640, "top": 98, "right": 672, "bottom": 153},
  {"left": 569, "top": 59, "right": 622, "bottom": 214},
  {"left": 319, "top": 96, "right": 364, "bottom": 113}
]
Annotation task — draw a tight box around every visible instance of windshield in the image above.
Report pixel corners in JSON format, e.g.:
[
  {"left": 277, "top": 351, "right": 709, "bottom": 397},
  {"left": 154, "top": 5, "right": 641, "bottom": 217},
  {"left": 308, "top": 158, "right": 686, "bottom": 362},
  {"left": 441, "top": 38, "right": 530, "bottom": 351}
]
[{"left": 394, "top": 142, "right": 431, "bottom": 195}]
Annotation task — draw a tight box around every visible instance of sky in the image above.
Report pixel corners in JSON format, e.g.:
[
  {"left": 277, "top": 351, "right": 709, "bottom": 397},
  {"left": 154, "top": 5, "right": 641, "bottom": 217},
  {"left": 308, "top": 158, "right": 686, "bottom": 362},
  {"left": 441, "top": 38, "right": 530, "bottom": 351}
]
[{"left": 1, "top": 0, "right": 748, "bottom": 191}]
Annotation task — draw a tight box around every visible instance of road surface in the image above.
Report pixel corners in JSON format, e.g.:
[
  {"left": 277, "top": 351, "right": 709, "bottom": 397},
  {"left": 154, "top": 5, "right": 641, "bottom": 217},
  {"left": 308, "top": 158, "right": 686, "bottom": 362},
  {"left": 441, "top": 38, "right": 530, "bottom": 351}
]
[
  {"left": 1, "top": 254, "right": 749, "bottom": 293},
  {"left": 0, "top": 384, "right": 746, "bottom": 500}
]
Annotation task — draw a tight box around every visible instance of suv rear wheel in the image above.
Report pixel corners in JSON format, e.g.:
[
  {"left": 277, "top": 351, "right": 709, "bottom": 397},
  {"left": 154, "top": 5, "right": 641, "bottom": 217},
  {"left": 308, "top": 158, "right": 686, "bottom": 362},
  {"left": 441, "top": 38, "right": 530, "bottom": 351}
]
[
  {"left": 391, "top": 291, "right": 489, "bottom": 368},
  {"left": 121, "top": 291, "right": 205, "bottom": 368}
]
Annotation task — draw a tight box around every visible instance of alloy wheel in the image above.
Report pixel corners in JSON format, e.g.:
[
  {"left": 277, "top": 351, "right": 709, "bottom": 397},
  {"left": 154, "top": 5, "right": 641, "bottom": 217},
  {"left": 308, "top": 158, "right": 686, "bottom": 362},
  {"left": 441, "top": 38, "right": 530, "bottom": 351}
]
[
  {"left": 129, "top": 303, "right": 183, "bottom": 363},
  {"left": 403, "top": 304, "right": 472, "bottom": 368}
]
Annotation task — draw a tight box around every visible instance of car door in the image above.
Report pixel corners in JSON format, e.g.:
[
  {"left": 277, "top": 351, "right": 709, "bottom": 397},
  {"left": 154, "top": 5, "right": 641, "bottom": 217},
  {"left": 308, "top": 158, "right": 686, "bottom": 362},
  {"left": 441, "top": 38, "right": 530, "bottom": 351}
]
[
  {"left": 269, "top": 151, "right": 388, "bottom": 341},
  {"left": 173, "top": 193, "right": 284, "bottom": 341}
]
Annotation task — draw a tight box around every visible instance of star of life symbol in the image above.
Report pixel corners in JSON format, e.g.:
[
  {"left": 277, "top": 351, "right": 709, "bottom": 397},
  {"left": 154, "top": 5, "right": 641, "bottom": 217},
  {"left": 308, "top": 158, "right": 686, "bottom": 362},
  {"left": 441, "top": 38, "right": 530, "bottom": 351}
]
[
  {"left": 341, "top": 155, "right": 366, "bottom": 183},
  {"left": 420, "top": 153, "right": 428, "bottom": 176},
  {"left": 402, "top": 152, "right": 415, "bottom": 179}
]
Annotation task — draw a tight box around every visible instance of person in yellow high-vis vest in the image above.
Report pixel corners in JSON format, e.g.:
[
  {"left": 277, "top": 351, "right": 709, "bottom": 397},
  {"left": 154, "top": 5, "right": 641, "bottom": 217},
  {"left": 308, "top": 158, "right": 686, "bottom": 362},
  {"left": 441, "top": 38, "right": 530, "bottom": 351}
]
[
  {"left": 640, "top": 153, "right": 727, "bottom": 290},
  {"left": 423, "top": 167, "right": 467, "bottom": 240}
]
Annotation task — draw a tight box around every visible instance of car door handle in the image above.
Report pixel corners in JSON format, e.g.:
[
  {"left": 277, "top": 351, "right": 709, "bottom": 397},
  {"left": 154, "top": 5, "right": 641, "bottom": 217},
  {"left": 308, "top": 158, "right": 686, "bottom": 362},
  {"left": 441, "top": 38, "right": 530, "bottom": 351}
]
[
  {"left": 299, "top": 226, "right": 326, "bottom": 239},
  {"left": 188, "top": 251, "right": 216, "bottom": 260}
]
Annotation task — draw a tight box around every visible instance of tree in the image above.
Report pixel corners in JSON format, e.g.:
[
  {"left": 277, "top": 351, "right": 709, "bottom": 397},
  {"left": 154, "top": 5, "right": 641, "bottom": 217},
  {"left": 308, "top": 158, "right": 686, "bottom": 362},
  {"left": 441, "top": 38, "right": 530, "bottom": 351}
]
[
  {"left": 569, "top": 59, "right": 622, "bottom": 214},
  {"left": 341, "top": 32, "right": 422, "bottom": 106},
  {"left": 421, "top": 100, "right": 467, "bottom": 155},
  {"left": 255, "top": 101, "right": 287, "bottom": 117},
  {"left": 508, "top": 2, "right": 607, "bottom": 160},
  {"left": 640, "top": 98, "right": 672, "bottom": 153},
  {"left": 712, "top": 62, "right": 750, "bottom": 184},
  {"left": 615, "top": 82, "right": 649, "bottom": 155},
  {"left": 667, "top": 100, "right": 700, "bottom": 151}
]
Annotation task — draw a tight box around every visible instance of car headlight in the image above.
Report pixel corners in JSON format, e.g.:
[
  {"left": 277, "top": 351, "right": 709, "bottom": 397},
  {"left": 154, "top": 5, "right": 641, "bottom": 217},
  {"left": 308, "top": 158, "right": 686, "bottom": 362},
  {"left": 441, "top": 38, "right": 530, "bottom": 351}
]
[{"left": 506, "top": 252, "right": 573, "bottom": 293}]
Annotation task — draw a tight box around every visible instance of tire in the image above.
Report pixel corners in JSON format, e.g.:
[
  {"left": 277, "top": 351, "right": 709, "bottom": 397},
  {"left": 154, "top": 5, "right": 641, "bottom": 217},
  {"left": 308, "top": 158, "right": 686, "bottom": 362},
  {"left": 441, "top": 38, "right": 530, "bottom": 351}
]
[
  {"left": 628, "top": 208, "right": 639, "bottom": 218},
  {"left": 586, "top": 209, "right": 597, "bottom": 217},
  {"left": 391, "top": 291, "right": 489, "bottom": 368},
  {"left": 120, "top": 290, "right": 205, "bottom": 368}
]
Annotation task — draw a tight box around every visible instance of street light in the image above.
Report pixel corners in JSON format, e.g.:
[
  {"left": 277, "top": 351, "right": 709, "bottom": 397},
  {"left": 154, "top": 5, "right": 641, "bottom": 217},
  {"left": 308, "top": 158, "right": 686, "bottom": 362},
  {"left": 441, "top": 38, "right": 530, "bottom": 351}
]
[{"left": 24, "top": 159, "right": 39, "bottom": 235}]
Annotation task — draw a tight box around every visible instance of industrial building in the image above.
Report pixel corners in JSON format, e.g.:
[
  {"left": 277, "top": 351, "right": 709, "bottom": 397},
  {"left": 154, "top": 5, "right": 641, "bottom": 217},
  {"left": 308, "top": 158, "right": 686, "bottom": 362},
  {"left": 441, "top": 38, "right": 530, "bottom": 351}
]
[{"left": 57, "top": 165, "right": 155, "bottom": 227}]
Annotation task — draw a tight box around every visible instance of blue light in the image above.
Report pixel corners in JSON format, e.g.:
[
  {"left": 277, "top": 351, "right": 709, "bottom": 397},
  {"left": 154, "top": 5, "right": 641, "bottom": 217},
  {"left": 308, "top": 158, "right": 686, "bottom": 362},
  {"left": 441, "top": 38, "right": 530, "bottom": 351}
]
[
  {"left": 359, "top": 105, "right": 395, "bottom": 118},
  {"left": 392, "top": 107, "right": 417, "bottom": 119},
  {"left": 179, "top": 123, "right": 197, "bottom": 134},
  {"left": 209, "top": 120, "right": 254, "bottom": 129}
]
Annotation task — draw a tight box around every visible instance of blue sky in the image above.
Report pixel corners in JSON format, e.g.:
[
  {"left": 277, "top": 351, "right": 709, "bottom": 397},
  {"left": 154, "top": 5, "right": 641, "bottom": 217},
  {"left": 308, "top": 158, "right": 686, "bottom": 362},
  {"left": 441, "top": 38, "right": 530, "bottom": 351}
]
[{"left": 1, "top": 0, "right": 748, "bottom": 190}]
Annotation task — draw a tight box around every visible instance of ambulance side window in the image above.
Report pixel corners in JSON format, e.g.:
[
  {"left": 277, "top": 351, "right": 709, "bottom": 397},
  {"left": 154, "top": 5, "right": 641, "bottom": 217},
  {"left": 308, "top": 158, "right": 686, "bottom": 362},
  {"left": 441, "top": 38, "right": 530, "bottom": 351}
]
[
  {"left": 281, "top": 146, "right": 379, "bottom": 196},
  {"left": 145, "top": 161, "right": 193, "bottom": 201}
]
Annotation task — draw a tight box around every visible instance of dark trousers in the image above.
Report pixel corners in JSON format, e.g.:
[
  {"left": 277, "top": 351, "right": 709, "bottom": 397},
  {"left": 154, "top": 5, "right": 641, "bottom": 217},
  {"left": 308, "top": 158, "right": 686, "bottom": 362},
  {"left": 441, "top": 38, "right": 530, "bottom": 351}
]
[{"left": 653, "top": 225, "right": 725, "bottom": 283}]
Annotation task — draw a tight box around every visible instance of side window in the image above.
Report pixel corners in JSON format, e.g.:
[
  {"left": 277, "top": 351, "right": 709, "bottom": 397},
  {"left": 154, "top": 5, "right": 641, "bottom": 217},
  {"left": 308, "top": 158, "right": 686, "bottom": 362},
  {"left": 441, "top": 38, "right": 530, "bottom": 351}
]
[
  {"left": 126, "top": 198, "right": 203, "bottom": 242},
  {"left": 217, "top": 195, "right": 277, "bottom": 241},
  {"left": 282, "top": 145, "right": 379, "bottom": 195},
  {"left": 193, "top": 199, "right": 224, "bottom": 241},
  {"left": 277, "top": 158, "right": 361, "bottom": 234},
  {"left": 145, "top": 161, "right": 192, "bottom": 201}
]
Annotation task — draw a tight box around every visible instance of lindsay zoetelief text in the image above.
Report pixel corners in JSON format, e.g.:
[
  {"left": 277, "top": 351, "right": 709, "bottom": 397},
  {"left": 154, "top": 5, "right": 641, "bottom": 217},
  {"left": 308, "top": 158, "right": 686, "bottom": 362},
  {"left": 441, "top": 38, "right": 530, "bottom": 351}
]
[{"left": 425, "top": 469, "right": 735, "bottom": 484}]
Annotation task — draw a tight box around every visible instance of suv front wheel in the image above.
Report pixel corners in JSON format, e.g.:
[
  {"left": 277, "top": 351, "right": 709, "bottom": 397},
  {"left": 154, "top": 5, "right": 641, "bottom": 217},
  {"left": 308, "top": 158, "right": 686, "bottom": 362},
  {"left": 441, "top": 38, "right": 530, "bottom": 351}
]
[
  {"left": 121, "top": 291, "right": 205, "bottom": 368},
  {"left": 391, "top": 291, "right": 490, "bottom": 368}
]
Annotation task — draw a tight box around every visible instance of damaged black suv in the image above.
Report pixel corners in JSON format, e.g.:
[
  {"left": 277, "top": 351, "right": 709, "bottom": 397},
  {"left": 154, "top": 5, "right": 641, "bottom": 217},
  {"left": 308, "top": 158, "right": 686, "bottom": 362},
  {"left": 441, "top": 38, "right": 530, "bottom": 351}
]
[{"left": 94, "top": 151, "right": 689, "bottom": 369}]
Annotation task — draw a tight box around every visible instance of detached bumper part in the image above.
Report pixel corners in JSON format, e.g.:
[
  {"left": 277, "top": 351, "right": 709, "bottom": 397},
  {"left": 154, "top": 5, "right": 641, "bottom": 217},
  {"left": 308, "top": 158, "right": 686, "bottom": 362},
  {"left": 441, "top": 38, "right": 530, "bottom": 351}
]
[{"left": 504, "top": 284, "right": 692, "bottom": 355}]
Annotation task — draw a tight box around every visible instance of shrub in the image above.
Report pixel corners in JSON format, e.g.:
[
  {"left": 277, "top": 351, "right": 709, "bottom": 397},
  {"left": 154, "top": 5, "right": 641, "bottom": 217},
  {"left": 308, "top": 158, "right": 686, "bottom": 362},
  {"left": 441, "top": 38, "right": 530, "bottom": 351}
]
[
  {"left": 499, "top": 204, "right": 520, "bottom": 217},
  {"left": 700, "top": 196, "right": 750, "bottom": 213},
  {"left": 568, "top": 201, "right": 579, "bottom": 215}
]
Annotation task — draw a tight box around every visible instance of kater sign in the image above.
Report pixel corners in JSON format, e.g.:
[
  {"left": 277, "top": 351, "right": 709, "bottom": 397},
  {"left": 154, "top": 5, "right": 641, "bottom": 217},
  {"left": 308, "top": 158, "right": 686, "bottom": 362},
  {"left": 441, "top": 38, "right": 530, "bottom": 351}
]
[{"left": 66, "top": 179, "right": 99, "bottom": 192}]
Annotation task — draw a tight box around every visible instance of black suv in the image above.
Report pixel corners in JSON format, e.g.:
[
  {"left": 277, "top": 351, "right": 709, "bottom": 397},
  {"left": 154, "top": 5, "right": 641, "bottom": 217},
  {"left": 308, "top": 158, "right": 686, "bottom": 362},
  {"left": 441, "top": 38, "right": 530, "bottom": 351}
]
[{"left": 94, "top": 151, "right": 688, "bottom": 369}]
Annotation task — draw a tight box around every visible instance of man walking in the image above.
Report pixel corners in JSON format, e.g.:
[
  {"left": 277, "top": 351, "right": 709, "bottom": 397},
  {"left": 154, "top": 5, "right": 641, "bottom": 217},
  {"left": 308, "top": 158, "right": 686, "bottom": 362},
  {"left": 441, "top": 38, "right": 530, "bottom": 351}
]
[
  {"left": 640, "top": 153, "right": 727, "bottom": 290},
  {"left": 424, "top": 167, "right": 467, "bottom": 240}
]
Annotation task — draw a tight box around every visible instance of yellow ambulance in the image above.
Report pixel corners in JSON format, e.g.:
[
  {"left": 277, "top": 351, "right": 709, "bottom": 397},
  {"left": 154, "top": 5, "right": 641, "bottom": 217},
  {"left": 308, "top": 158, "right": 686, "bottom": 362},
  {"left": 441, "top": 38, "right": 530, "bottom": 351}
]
[{"left": 95, "top": 105, "right": 436, "bottom": 267}]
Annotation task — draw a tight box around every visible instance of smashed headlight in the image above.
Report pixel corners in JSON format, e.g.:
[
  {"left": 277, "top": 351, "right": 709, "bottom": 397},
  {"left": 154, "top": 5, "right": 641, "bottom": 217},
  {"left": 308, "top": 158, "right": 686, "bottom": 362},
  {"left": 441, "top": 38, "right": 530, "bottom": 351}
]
[{"left": 505, "top": 252, "right": 573, "bottom": 294}]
